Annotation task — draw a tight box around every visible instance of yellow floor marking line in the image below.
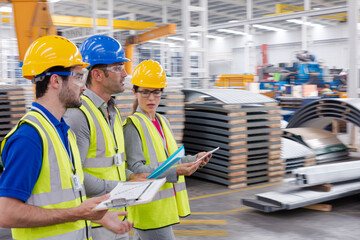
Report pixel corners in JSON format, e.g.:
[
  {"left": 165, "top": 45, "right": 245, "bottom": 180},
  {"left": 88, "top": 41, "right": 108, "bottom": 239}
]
[
  {"left": 179, "top": 219, "right": 227, "bottom": 225},
  {"left": 189, "top": 182, "right": 283, "bottom": 201},
  {"left": 192, "top": 207, "right": 252, "bottom": 215},
  {"left": 323, "top": 212, "right": 360, "bottom": 214},
  {"left": 173, "top": 230, "right": 228, "bottom": 236},
  {"left": 128, "top": 229, "right": 228, "bottom": 236}
]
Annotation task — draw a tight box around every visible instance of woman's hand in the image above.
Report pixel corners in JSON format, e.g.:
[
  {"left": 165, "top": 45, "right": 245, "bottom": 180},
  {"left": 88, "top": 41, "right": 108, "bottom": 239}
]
[
  {"left": 196, "top": 151, "right": 212, "bottom": 167},
  {"left": 176, "top": 161, "right": 202, "bottom": 176}
]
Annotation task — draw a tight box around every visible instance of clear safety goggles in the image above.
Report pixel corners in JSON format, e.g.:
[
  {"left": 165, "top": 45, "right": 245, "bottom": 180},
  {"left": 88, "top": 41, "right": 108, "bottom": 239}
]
[
  {"left": 33, "top": 68, "right": 89, "bottom": 87},
  {"left": 106, "top": 64, "right": 125, "bottom": 73}
]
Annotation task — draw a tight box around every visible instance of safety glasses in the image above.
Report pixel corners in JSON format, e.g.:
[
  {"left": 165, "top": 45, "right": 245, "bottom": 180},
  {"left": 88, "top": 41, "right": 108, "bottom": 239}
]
[
  {"left": 106, "top": 64, "right": 125, "bottom": 73},
  {"left": 34, "top": 68, "right": 89, "bottom": 87},
  {"left": 136, "top": 89, "right": 162, "bottom": 98}
]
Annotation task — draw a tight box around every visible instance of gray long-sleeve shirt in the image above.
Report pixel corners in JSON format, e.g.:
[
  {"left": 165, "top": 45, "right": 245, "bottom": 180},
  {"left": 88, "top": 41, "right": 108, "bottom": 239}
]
[
  {"left": 123, "top": 108, "right": 196, "bottom": 183},
  {"left": 64, "top": 89, "right": 133, "bottom": 197}
]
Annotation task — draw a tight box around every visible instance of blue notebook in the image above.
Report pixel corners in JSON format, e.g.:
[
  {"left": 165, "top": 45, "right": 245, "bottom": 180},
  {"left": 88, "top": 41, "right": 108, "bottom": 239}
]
[{"left": 147, "top": 145, "right": 185, "bottom": 179}]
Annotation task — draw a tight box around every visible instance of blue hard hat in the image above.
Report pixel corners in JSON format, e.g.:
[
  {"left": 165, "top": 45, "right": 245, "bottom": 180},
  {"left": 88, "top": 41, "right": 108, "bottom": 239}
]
[{"left": 79, "top": 35, "right": 130, "bottom": 68}]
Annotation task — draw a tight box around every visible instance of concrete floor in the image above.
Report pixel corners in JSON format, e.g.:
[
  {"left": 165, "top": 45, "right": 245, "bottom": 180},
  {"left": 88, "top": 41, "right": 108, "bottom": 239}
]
[
  {"left": 1, "top": 175, "right": 359, "bottom": 240},
  {"left": 172, "top": 177, "right": 360, "bottom": 240}
]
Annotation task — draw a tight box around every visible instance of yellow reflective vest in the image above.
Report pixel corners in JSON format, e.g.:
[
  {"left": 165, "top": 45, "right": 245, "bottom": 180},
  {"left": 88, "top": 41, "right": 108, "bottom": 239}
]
[
  {"left": 1, "top": 110, "right": 91, "bottom": 240},
  {"left": 79, "top": 95, "right": 127, "bottom": 225},
  {"left": 126, "top": 112, "right": 190, "bottom": 230}
]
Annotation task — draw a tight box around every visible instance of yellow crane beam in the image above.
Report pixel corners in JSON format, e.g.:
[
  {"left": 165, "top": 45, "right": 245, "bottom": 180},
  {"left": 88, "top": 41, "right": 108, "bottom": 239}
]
[
  {"left": 52, "top": 15, "right": 156, "bottom": 30},
  {"left": 264, "top": 4, "right": 347, "bottom": 21},
  {"left": 1, "top": 13, "right": 156, "bottom": 30},
  {"left": 124, "top": 24, "right": 177, "bottom": 74},
  {"left": 2, "top": 0, "right": 173, "bottom": 74}
]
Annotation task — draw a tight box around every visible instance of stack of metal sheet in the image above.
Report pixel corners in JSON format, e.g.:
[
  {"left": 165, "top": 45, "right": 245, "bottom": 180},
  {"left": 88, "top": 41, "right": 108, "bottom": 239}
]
[
  {"left": 242, "top": 160, "right": 360, "bottom": 212},
  {"left": 0, "top": 86, "right": 27, "bottom": 142},
  {"left": 157, "top": 92, "right": 185, "bottom": 145},
  {"left": 242, "top": 180, "right": 360, "bottom": 212},
  {"left": 281, "top": 138, "right": 316, "bottom": 172},
  {"left": 114, "top": 90, "right": 185, "bottom": 145},
  {"left": 182, "top": 89, "right": 284, "bottom": 189},
  {"left": 287, "top": 98, "right": 360, "bottom": 128},
  {"left": 283, "top": 127, "right": 349, "bottom": 164},
  {"left": 114, "top": 91, "right": 134, "bottom": 120},
  {"left": 289, "top": 160, "right": 360, "bottom": 187},
  {"left": 278, "top": 96, "right": 304, "bottom": 108}
]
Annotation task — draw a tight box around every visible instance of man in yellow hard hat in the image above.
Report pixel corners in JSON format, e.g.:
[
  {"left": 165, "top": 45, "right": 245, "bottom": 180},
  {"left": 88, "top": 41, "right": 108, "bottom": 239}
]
[
  {"left": 124, "top": 60, "right": 212, "bottom": 240},
  {"left": 0, "top": 35, "right": 133, "bottom": 240},
  {"left": 64, "top": 35, "right": 148, "bottom": 240}
]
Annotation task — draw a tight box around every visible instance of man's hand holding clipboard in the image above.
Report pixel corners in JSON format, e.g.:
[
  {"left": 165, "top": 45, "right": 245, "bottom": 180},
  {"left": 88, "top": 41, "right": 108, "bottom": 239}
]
[{"left": 195, "top": 147, "right": 219, "bottom": 167}]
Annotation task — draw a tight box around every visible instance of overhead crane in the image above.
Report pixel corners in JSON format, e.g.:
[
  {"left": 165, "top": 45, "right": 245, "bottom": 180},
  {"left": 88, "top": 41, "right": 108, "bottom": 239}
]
[
  {"left": 1, "top": 0, "right": 176, "bottom": 74},
  {"left": 264, "top": 3, "right": 347, "bottom": 21}
]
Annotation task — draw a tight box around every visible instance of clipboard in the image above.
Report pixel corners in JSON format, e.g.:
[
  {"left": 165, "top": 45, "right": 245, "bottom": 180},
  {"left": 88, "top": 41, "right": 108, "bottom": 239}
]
[
  {"left": 147, "top": 145, "right": 185, "bottom": 179},
  {"left": 95, "top": 178, "right": 166, "bottom": 210}
]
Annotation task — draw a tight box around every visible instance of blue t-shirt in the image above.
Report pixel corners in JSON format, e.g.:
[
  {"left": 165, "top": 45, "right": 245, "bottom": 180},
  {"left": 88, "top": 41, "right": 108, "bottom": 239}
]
[{"left": 0, "top": 102, "right": 71, "bottom": 202}]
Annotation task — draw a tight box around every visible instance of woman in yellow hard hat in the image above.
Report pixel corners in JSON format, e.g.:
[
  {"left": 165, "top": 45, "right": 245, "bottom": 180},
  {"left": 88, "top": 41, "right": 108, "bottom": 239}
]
[{"left": 123, "top": 60, "right": 212, "bottom": 240}]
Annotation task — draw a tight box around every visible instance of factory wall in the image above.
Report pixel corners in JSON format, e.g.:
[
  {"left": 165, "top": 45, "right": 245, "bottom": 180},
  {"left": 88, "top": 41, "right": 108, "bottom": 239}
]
[{"left": 208, "top": 22, "right": 356, "bottom": 75}]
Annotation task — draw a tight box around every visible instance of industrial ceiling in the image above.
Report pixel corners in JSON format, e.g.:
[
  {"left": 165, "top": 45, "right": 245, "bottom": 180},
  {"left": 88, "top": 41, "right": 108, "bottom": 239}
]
[{"left": 0, "top": 0, "right": 351, "bottom": 43}]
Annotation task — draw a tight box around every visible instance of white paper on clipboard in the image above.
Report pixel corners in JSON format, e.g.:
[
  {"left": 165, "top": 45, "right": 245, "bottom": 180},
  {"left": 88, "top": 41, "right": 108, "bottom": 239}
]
[{"left": 195, "top": 147, "right": 219, "bottom": 163}]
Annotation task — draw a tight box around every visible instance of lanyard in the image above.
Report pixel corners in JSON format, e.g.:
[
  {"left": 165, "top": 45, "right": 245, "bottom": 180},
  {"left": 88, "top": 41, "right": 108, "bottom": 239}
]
[{"left": 31, "top": 106, "right": 76, "bottom": 173}]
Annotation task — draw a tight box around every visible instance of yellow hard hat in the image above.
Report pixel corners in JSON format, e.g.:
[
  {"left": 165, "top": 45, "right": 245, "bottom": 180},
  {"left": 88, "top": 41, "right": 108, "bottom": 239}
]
[
  {"left": 22, "top": 35, "right": 89, "bottom": 80},
  {"left": 131, "top": 60, "right": 167, "bottom": 88}
]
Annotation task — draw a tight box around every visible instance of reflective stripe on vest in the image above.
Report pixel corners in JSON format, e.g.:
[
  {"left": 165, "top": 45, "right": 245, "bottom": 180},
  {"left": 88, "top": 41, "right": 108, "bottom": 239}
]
[
  {"left": 82, "top": 153, "right": 125, "bottom": 168},
  {"left": 126, "top": 112, "right": 190, "bottom": 230},
  {"left": 79, "top": 96, "right": 126, "bottom": 226},
  {"left": 1, "top": 111, "right": 90, "bottom": 240}
]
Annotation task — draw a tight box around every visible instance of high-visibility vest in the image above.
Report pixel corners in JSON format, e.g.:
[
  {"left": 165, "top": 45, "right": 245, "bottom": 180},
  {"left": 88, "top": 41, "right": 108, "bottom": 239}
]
[
  {"left": 79, "top": 95, "right": 127, "bottom": 225},
  {"left": 1, "top": 111, "right": 91, "bottom": 240},
  {"left": 126, "top": 112, "right": 190, "bottom": 230}
]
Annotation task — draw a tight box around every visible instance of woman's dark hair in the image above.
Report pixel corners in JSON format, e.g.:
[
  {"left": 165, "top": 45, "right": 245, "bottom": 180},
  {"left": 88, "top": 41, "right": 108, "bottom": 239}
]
[
  {"left": 35, "top": 66, "right": 71, "bottom": 98},
  {"left": 133, "top": 85, "right": 139, "bottom": 92}
]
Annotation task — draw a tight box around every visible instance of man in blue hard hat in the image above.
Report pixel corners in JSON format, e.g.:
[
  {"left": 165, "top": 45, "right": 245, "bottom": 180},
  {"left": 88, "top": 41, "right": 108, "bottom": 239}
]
[{"left": 64, "top": 35, "right": 148, "bottom": 240}]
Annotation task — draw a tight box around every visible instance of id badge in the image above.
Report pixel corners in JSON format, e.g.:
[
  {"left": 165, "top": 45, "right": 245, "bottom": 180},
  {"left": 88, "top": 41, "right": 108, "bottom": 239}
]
[
  {"left": 71, "top": 174, "right": 83, "bottom": 192},
  {"left": 114, "top": 153, "right": 123, "bottom": 167}
]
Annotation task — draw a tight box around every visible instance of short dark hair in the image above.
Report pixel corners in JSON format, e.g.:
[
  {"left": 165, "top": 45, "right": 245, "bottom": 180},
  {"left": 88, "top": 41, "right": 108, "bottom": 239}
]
[
  {"left": 35, "top": 66, "right": 71, "bottom": 98},
  {"left": 87, "top": 64, "right": 109, "bottom": 86}
]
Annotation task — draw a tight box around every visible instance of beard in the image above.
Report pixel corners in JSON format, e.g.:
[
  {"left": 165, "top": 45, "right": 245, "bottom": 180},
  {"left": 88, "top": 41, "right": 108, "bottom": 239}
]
[
  {"left": 59, "top": 83, "right": 82, "bottom": 108},
  {"left": 105, "top": 77, "right": 125, "bottom": 94}
]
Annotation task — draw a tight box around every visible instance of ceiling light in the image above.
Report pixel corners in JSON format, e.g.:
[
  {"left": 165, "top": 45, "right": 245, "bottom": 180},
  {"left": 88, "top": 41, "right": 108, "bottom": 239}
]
[
  {"left": 0, "top": 6, "right": 12, "bottom": 12},
  {"left": 168, "top": 36, "right": 185, "bottom": 41},
  {"left": 206, "top": 35, "right": 223, "bottom": 39},
  {"left": 253, "top": 24, "right": 286, "bottom": 32},
  {"left": 148, "top": 40, "right": 176, "bottom": 46},
  {"left": 190, "top": 33, "right": 201, "bottom": 37},
  {"left": 217, "top": 29, "right": 246, "bottom": 35},
  {"left": 287, "top": 19, "right": 324, "bottom": 28},
  {"left": 228, "top": 20, "right": 240, "bottom": 23}
]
